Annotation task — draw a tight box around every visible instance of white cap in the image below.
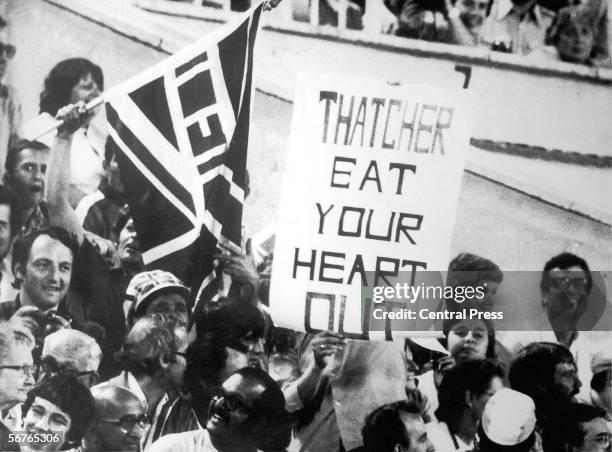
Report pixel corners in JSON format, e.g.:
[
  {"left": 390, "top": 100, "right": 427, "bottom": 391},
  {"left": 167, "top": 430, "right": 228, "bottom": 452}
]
[{"left": 481, "top": 388, "right": 536, "bottom": 446}]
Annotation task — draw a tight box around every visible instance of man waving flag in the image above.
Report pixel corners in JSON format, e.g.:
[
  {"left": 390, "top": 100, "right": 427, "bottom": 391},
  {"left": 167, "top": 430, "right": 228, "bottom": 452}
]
[{"left": 104, "top": 2, "right": 264, "bottom": 312}]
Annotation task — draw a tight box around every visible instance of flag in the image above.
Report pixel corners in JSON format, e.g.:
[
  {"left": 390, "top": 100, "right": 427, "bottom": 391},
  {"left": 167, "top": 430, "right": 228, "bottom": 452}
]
[{"left": 105, "top": 3, "right": 263, "bottom": 313}]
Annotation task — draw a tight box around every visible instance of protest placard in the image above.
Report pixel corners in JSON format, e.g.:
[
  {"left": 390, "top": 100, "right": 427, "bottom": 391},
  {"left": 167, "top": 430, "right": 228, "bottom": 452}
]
[{"left": 269, "top": 73, "right": 475, "bottom": 339}]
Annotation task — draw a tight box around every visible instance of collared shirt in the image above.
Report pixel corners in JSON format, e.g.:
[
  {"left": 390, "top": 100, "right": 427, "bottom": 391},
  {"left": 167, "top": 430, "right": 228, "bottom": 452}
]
[
  {"left": 481, "top": 0, "right": 554, "bottom": 54},
  {"left": 18, "top": 202, "right": 49, "bottom": 240},
  {"left": 103, "top": 371, "right": 200, "bottom": 452},
  {"left": 104, "top": 371, "right": 165, "bottom": 452},
  {"left": 0, "top": 83, "right": 22, "bottom": 182},
  {"left": 282, "top": 334, "right": 408, "bottom": 452}
]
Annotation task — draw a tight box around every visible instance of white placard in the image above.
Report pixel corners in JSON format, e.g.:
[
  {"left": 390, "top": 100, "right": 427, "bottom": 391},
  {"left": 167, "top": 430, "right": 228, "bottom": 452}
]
[{"left": 270, "top": 73, "right": 474, "bottom": 338}]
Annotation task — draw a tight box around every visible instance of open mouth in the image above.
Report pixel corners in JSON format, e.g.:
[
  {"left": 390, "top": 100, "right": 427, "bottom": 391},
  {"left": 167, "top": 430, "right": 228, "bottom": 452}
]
[{"left": 42, "top": 285, "right": 63, "bottom": 296}]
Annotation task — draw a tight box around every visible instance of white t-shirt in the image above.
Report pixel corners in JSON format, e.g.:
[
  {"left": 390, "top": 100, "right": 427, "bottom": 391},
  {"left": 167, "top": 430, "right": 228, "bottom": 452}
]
[
  {"left": 149, "top": 430, "right": 218, "bottom": 452},
  {"left": 426, "top": 421, "right": 474, "bottom": 452}
]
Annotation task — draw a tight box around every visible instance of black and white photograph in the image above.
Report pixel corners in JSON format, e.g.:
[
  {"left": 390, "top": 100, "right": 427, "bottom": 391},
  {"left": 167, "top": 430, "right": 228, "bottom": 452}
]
[{"left": 0, "top": 0, "right": 610, "bottom": 450}]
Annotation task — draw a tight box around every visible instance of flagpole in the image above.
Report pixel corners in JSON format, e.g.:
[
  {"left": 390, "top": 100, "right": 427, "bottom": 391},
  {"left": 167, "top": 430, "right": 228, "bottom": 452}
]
[{"left": 32, "top": 96, "right": 106, "bottom": 141}]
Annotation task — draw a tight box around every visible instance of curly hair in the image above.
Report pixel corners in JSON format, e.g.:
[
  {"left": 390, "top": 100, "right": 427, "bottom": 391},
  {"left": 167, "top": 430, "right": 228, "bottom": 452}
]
[
  {"left": 39, "top": 58, "right": 103, "bottom": 116},
  {"left": 115, "top": 313, "right": 187, "bottom": 378}
]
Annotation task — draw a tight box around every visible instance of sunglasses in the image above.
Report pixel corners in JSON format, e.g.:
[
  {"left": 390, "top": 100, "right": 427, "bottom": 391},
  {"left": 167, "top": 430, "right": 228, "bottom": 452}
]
[
  {"left": 0, "top": 364, "right": 37, "bottom": 377},
  {"left": 550, "top": 276, "right": 588, "bottom": 292},
  {"left": 101, "top": 414, "right": 152, "bottom": 434},
  {"left": 0, "top": 43, "right": 16, "bottom": 59},
  {"left": 212, "top": 389, "right": 252, "bottom": 414}
]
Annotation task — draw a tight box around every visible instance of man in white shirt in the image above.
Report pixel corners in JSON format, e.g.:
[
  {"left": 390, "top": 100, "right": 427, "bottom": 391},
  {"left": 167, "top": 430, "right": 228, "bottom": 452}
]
[{"left": 502, "top": 252, "right": 596, "bottom": 392}]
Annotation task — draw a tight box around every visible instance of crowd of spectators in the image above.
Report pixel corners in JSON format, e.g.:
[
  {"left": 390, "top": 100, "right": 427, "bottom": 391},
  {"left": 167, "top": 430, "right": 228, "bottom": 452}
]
[
  {"left": 0, "top": 6, "right": 609, "bottom": 452},
  {"left": 312, "top": 0, "right": 611, "bottom": 66}
]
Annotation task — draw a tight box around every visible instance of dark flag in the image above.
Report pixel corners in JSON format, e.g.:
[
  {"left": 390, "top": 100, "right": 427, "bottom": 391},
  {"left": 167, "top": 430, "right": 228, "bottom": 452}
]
[{"left": 105, "top": 3, "right": 263, "bottom": 313}]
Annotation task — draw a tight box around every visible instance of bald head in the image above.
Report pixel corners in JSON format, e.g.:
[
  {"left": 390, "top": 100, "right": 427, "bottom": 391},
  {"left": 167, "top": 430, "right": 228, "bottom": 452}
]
[
  {"left": 86, "top": 383, "right": 147, "bottom": 452},
  {"left": 90, "top": 384, "right": 145, "bottom": 421}
]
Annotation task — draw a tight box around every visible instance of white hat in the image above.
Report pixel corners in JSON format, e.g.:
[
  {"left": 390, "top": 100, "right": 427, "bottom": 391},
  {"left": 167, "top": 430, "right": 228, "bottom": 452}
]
[
  {"left": 481, "top": 388, "right": 536, "bottom": 446},
  {"left": 124, "top": 270, "right": 189, "bottom": 325}
]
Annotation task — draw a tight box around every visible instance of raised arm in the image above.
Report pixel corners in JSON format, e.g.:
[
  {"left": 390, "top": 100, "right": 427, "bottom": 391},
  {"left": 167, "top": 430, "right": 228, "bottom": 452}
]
[{"left": 45, "top": 102, "right": 90, "bottom": 244}]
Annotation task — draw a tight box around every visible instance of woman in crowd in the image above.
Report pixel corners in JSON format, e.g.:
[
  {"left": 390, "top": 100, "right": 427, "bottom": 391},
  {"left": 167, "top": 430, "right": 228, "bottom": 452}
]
[
  {"left": 21, "top": 58, "right": 106, "bottom": 203},
  {"left": 417, "top": 316, "right": 497, "bottom": 421},
  {"left": 21, "top": 373, "right": 94, "bottom": 452}
]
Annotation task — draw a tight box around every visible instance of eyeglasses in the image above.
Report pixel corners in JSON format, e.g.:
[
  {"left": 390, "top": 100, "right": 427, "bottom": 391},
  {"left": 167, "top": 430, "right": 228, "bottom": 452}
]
[
  {"left": 0, "top": 364, "right": 37, "bottom": 377},
  {"left": 212, "top": 389, "right": 252, "bottom": 414},
  {"left": 101, "top": 414, "right": 152, "bottom": 434},
  {"left": 451, "top": 327, "right": 487, "bottom": 340},
  {"left": 550, "top": 276, "right": 588, "bottom": 292},
  {"left": 40, "top": 361, "right": 99, "bottom": 386},
  {"left": 586, "top": 433, "right": 612, "bottom": 448},
  {"left": 0, "top": 43, "right": 16, "bottom": 59},
  {"left": 172, "top": 351, "right": 187, "bottom": 359}
]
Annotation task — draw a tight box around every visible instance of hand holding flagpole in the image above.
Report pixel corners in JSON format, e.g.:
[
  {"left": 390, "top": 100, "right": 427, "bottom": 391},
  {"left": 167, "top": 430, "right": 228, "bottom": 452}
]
[{"left": 33, "top": 96, "right": 105, "bottom": 141}]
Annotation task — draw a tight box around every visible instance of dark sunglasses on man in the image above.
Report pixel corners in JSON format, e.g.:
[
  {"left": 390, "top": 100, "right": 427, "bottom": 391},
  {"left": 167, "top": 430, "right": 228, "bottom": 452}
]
[
  {"left": 211, "top": 388, "right": 252, "bottom": 414},
  {"left": 550, "top": 276, "right": 588, "bottom": 292},
  {"left": 0, "top": 42, "right": 16, "bottom": 59}
]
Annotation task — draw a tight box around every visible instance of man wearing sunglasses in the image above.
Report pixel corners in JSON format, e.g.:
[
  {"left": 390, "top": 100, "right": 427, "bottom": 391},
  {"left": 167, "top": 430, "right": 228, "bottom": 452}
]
[
  {"left": 502, "top": 252, "right": 595, "bottom": 397},
  {"left": 82, "top": 383, "right": 148, "bottom": 452},
  {"left": 149, "top": 367, "right": 291, "bottom": 452},
  {"left": 0, "top": 15, "right": 21, "bottom": 183}
]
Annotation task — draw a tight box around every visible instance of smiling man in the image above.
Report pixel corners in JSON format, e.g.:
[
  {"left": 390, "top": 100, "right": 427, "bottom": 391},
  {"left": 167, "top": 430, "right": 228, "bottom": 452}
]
[
  {"left": 149, "top": 367, "right": 291, "bottom": 452},
  {"left": 4, "top": 227, "right": 78, "bottom": 317}
]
